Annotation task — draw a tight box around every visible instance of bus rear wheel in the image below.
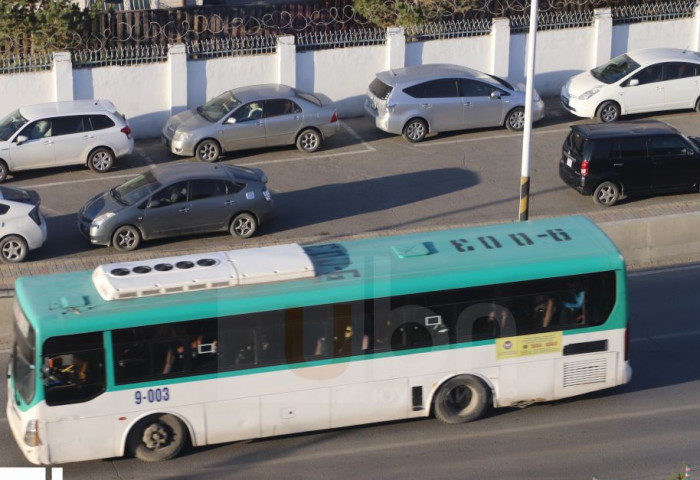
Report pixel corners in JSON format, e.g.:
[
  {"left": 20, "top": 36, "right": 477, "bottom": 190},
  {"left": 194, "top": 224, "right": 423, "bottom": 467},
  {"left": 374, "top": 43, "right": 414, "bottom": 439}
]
[
  {"left": 433, "top": 375, "right": 489, "bottom": 424},
  {"left": 127, "top": 414, "right": 188, "bottom": 462}
]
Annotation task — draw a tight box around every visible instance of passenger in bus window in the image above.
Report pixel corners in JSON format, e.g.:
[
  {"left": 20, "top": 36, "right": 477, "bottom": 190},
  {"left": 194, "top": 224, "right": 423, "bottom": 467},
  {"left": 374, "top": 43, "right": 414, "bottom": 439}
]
[
  {"left": 162, "top": 344, "right": 185, "bottom": 374},
  {"left": 335, "top": 325, "right": 354, "bottom": 356},
  {"left": 533, "top": 295, "right": 556, "bottom": 328},
  {"left": 561, "top": 288, "right": 586, "bottom": 325}
]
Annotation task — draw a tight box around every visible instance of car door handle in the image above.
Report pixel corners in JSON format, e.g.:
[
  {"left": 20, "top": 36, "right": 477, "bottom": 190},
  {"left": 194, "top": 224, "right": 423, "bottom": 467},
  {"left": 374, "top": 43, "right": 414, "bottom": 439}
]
[
  {"left": 257, "top": 122, "right": 264, "bottom": 127},
  {"left": 613, "top": 163, "right": 624, "bottom": 167},
  {"left": 464, "top": 102, "right": 472, "bottom": 106},
  {"left": 178, "top": 207, "right": 190, "bottom": 213},
  {"left": 294, "top": 115, "right": 302, "bottom": 120},
  {"left": 83, "top": 134, "right": 93, "bottom": 139},
  {"left": 421, "top": 104, "right": 432, "bottom": 108},
  {"left": 224, "top": 200, "right": 236, "bottom": 205}
]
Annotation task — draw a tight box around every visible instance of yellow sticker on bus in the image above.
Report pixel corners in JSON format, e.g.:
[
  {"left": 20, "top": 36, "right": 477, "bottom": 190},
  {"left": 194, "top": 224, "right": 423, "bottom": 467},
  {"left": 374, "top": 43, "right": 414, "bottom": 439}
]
[{"left": 496, "top": 331, "right": 563, "bottom": 359}]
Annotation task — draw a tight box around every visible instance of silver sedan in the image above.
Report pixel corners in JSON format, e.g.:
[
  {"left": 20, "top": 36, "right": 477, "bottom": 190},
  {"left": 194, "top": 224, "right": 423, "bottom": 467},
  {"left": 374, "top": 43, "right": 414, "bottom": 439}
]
[{"left": 162, "top": 84, "right": 340, "bottom": 162}]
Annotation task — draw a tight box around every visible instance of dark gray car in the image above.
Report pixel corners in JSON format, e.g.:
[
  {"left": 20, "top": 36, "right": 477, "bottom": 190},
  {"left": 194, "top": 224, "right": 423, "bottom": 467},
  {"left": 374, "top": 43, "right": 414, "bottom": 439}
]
[{"left": 78, "top": 162, "right": 273, "bottom": 251}]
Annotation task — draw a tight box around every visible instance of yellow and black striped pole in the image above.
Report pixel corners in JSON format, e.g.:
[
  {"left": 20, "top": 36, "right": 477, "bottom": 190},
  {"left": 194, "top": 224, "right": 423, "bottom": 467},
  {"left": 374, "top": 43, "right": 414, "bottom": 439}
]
[{"left": 519, "top": 0, "right": 539, "bottom": 222}]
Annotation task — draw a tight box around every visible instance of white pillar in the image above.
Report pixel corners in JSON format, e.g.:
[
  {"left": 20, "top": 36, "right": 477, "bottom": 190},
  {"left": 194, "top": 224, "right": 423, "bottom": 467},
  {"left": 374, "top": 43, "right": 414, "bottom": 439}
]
[
  {"left": 277, "top": 35, "right": 296, "bottom": 87},
  {"left": 167, "top": 43, "right": 188, "bottom": 116},
  {"left": 386, "top": 26, "right": 405, "bottom": 70},
  {"left": 491, "top": 17, "right": 510, "bottom": 78},
  {"left": 693, "top": 3, "right": 700, "bottom": 51},
  {"left": 593, "top": 8, "right": 613, "bottom": 68},
  {"left": 52, "top": 52, "right": 73, "bottom": 102}
]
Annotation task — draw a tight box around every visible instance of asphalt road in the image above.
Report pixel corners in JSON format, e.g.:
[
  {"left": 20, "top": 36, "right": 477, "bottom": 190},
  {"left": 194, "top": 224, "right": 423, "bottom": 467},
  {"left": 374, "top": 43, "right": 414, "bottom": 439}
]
[
  {"left": 11, "top": 103, "right": 700, "bottom": 266},
  {"left": 1, "top": 263, "right": 699, "bottom": 479}
]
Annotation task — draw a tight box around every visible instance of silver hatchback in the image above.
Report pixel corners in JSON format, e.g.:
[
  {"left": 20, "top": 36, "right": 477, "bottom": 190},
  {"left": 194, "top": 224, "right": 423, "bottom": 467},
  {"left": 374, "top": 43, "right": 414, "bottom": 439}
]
[
  {"left": 365, "top": 64, "right": 545, "bottom": 142},
  {"left": 162, "top": 84, "right": 339, "bottom": 162}
]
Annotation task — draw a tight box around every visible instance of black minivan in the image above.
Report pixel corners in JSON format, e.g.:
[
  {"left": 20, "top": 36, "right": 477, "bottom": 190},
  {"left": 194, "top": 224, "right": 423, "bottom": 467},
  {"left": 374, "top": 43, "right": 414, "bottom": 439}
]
[{"left": 559, "top": 120, "right": 700, "bottom": 206}]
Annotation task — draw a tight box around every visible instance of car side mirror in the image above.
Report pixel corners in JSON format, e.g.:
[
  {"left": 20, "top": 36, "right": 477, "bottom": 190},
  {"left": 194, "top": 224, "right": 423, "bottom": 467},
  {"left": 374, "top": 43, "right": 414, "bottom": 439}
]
[
  {"left": 490, "top": 91, "right": 501, "bottom": 100},
  {"left": 15, "top": 135, "right": 27, "bottom": 145},
  {"left": 628, "top": 79, "right": 639, "bottom": 87},
  {"left": 225, "top": 117, "right": 237, "bottom": 125}
]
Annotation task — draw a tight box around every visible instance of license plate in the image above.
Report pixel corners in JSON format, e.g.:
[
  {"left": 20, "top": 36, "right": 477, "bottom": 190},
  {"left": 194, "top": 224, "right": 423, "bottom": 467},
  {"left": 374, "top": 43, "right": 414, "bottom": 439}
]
[{"left": 566, "top": 158, "right": 573, "bottom": 168}]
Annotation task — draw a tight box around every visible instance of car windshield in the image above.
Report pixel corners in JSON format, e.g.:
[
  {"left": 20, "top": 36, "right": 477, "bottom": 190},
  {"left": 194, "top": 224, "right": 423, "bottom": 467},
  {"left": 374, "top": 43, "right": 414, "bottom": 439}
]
[
  {"left": 0, "top": 109, "right": 28, "bottom": 141},
  {"left": 112, "top": 171, "right": 161, "bottom": 206},
  {"left": 197, "top": 91, "right": 241, "bottom": 122},
  {"left": 591, "top": 54, "right": 641, "bottom": 84}
]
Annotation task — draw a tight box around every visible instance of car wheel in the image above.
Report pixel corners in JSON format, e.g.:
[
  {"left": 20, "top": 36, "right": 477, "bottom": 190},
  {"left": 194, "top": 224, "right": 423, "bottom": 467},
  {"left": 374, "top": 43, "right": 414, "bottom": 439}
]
[
  {"left": 296, "top": 129, "right": 322, "bottom": 153},
  {"left": 127, "top": 414, "right": 188, "bottom": 462},
  {"left": 593, "top": 181, "right": 620, "bottom": 207},
  {"left": 597, "top": 101, "right": 620, "bottom": 123},
  {"left": 88, "top": 148, "right": 115, "bottom": 173},
  {"left": 195, "top": 139, "right": 221, "bottom": 163},
  {"left": 505, "top": 107, "right": 525, "bottom": 131},
  {"left": 112, "top": 225, "right": 141, "bottom": 251},
  {"left": 695, "top": 97, "right": 700, "bottom": 113},
  {"left": 0, "top": 235, "right": 28, "bottom": 263},
  {"left": 402, "top": 118, "right": 427, "bottom": 143},
  {"left": 0, "top": 160, "right": 8, "bottom": 183},
  {"left": 433, "top": 375, "right": 489, "bottom": 424},
  {"left": 230, "top": 212, "right": 257, "bottom": 239}
]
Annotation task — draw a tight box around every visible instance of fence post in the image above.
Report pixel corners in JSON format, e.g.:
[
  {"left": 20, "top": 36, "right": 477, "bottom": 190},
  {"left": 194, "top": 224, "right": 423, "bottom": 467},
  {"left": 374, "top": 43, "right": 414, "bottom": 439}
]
[
  {"left": 694, "top": 4, "right": 700, "bottom": 51},
  {"left": 592, "top": 8, "right": 613, "bottom": 68},
  {"left": 167, "top": 43, "right": 188, "bottom": 115},
  {"left": 52, "top": 52, "right": 73, "bottom": 102},
  {"left": 277, "top": 35, "right": 297, "bottom": 88},
  {"left": 386, "top": 26, "right": 405, "bottom": 70},
  {"left": 491, "top": 17, "right": 510, "bottom": 78}
]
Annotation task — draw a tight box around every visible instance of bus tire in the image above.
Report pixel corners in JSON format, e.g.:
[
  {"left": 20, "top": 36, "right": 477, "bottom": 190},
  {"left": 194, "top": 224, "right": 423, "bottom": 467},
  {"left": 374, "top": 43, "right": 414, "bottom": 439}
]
[
  {"left": 433, "top": 375, "right": 489, "bottom": 424},
  {"left": 127, "top": 414, "right": 188, "bottom": 462}
]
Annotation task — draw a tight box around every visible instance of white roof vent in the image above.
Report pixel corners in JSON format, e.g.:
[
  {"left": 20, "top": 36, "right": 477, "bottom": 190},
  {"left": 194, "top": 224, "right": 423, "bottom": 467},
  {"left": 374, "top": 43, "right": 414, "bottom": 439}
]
[{"left": 92, "top": 243, "right": 315, "bottom": 301}]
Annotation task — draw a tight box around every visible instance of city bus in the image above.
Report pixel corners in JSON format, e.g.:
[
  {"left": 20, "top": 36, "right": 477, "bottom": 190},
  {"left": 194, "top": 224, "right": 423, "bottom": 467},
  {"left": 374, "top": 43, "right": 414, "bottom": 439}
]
[{"left": 7, "top": 215, "right": 631, "bottom": 465}]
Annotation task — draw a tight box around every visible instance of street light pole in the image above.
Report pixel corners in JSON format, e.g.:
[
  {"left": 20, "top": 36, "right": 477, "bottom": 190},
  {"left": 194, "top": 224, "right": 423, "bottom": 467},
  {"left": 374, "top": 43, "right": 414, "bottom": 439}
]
[{"left": 519, "top": 0, "right": 539, "bottom": 221}]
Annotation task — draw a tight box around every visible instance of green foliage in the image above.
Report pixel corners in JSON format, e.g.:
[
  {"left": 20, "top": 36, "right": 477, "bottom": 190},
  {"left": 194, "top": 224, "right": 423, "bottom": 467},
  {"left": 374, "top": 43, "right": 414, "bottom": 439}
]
[
  {"left": 0, "top": 0, "right": 89, "bottom": 54},
  {"left": 354, "top": 0, "right": 480, "bottom": 28},
  {"left": 669, "top": 462, "right": 689, "bottom": 480}
]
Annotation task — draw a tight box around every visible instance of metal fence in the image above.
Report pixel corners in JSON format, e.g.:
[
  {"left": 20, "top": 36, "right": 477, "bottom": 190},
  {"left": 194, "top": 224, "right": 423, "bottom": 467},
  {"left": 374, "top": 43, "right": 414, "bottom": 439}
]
[
  {"left": 0, "top": 52, "right": 53, "bottom": 75},
  {"left": 405, "top": 18, "right": 492, "bottom": 42},
  {"left": 510, "top": 9, "right": 596, "bottom": 33},
  {"left": 186, "top": 35, "right": 278, "bottom": 59},
  {"left": 612, "top": 0, "right": 697, "bottom": 24},
  {"left": 72, "top": 44, "right": 168, "bottom": 68},
  {"left": 296, "top": 28, "right": 385, "bottom": 52}
]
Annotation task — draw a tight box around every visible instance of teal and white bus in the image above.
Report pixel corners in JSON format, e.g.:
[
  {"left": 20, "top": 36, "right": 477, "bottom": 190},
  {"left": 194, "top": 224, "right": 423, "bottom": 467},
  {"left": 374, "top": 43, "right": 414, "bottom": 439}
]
[{"left": 7, "top": 216, "right": 631, "bottom": 465}]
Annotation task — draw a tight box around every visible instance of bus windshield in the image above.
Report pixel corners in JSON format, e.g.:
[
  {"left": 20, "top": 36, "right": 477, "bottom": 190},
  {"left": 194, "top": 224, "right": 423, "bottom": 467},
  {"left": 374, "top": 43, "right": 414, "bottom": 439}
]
[{"left": 12, "top": 301, "right": 36, "bottom": 405}]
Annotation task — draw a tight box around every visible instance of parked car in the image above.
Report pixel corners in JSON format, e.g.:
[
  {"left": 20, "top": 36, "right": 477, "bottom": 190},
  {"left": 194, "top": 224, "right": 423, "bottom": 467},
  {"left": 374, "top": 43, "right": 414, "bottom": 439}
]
[
  {"left": 0, "top": 185, "right": 47, "bottom": 263},
  {"left": 78, "top": 162, "right": 273, "bottom": 251},
  {"left": 559, "top": 119, "right": 700, "bottom": 206},
  {"left": 0, "top": 99, "right": 133, "bottom": 182},
  {"left": 364, "top": 63, "right": 545, "bottom": 142},
  {"left": 561, "top": 48, "right": 700, "bottom": 123},
  {"left": 162, "top": 84, "right": 339, "bottom": 162}
]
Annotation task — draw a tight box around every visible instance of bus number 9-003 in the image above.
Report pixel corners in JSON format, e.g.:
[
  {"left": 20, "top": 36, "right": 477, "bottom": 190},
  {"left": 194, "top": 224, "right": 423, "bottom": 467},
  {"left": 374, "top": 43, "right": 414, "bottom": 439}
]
[{"left": 134, "top": 387, "right": 170, "bottom": 405}]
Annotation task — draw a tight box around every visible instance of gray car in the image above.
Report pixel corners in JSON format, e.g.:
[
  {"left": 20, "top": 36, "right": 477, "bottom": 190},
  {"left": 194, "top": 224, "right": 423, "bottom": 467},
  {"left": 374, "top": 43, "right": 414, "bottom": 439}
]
[
  {"left": 78, "top": 162, "right": 273, "bottom": 251},
  {"left": 162, "top": 84, "right": 340, "bottom": 162},
  {"left": 364, "top": 64, "right": 545, "bottom": 142}
]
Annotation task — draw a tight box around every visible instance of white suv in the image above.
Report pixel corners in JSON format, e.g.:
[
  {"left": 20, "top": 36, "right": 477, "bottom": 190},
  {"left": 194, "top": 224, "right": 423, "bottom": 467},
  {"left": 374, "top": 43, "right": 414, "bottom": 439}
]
[
  {"left": 561, "top": 48, "right": 700, "bottom": 122},
  {"left": 0, "top": 99, "right": 134, "bottom": 182},
  {"left": 0, "top": 186, "right": 47, "bottom": 263}
]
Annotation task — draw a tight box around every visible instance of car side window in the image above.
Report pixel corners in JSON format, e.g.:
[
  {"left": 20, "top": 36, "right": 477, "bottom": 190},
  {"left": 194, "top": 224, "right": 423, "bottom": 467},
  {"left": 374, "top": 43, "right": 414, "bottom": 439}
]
[
  {"left": 264, "top": 99, "right": 301, "bottom": 118},
  {"left": 0, "top": 203, "right": 9, "bottom": 215},
  {"left": 23, "top": 119, "right": 53, "bottom": 140},
  {"left": 648, "top": 135, "right": 692, "bottom": 156},
  {"left": 87, "top": 115, "right": 115, "bottom": 131},
  {"left": 458, "top": 79, "right": 496, "bottom": 97},
  {"left": 190, "top": 180, "right": 227, "bottom": 200},
  {"left": 233, "top": 103, "right": 263, "bottom": 123},
  {"left": 404, "top": 79, "right": 459, "bottom": 99},
  {"left": 150, "top": 182, "right": 188, "bottom": 207},
  {"left": 53, "top": 116, "right": 86, "bottom": 136},
  {"left": 630, "top": 64, "right": 663, "bottom": 85},
  {"left": 612, "top": 138, "right": 647, "bottom": 158},
  {"left": 227, "top": 181, "right": 245, "bottom": 194}
]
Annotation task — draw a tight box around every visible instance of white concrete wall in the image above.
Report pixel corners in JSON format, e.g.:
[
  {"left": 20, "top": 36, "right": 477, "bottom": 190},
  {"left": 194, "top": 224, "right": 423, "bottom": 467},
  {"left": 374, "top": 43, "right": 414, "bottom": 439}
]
[{"left": 2, "top": 10, "right": 700, "bottom": 138}]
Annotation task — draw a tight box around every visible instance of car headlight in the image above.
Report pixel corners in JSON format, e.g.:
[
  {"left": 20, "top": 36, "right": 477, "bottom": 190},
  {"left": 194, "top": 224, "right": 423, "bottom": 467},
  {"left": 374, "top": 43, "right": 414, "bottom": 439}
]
[
  {"left": 91, "top": 212, "right": 115, "bottom": 228},
  {"left": 579, "top": 87, "right": 602, "bottom": 100},
  {"left": 174, "top": 131, "right": 190, "bottom": 142}
]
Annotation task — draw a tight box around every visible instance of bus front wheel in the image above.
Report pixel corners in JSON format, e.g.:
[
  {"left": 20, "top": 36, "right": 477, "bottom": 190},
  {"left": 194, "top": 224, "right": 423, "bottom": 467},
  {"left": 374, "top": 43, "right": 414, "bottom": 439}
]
[
  {"left": 433, "top": 375, "right": 489, "bottom": 424},
  {"left": 127, "top": 414, "right": 188, "bottom": 462}
]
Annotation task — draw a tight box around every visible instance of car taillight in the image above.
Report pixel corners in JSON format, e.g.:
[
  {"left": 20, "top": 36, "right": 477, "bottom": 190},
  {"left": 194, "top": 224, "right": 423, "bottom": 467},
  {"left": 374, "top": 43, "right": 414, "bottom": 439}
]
[
  {"left": 580, "top": 159, "right": 589, "bottom": 176},
  {"left": 121, "top": 125, "right": 132, "bottom": 139},
  {"left": 330, "top": 111, "right": 338, "bottom": 123},
  {"left": 28, "top": 206, "right": 41, "bottom": 226}
]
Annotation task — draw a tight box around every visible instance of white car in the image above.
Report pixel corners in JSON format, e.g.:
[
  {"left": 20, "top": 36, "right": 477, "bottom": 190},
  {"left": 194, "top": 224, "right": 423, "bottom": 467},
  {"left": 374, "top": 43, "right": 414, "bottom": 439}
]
[
  {"left": 0, "top": 186, "right": 47, "bottom": 263},
  {"left": 0, "top": 99, "right": 134, "bottom": 182},
  {"left": 560, "top": 48, "right": 700, "bottom": 122}
]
